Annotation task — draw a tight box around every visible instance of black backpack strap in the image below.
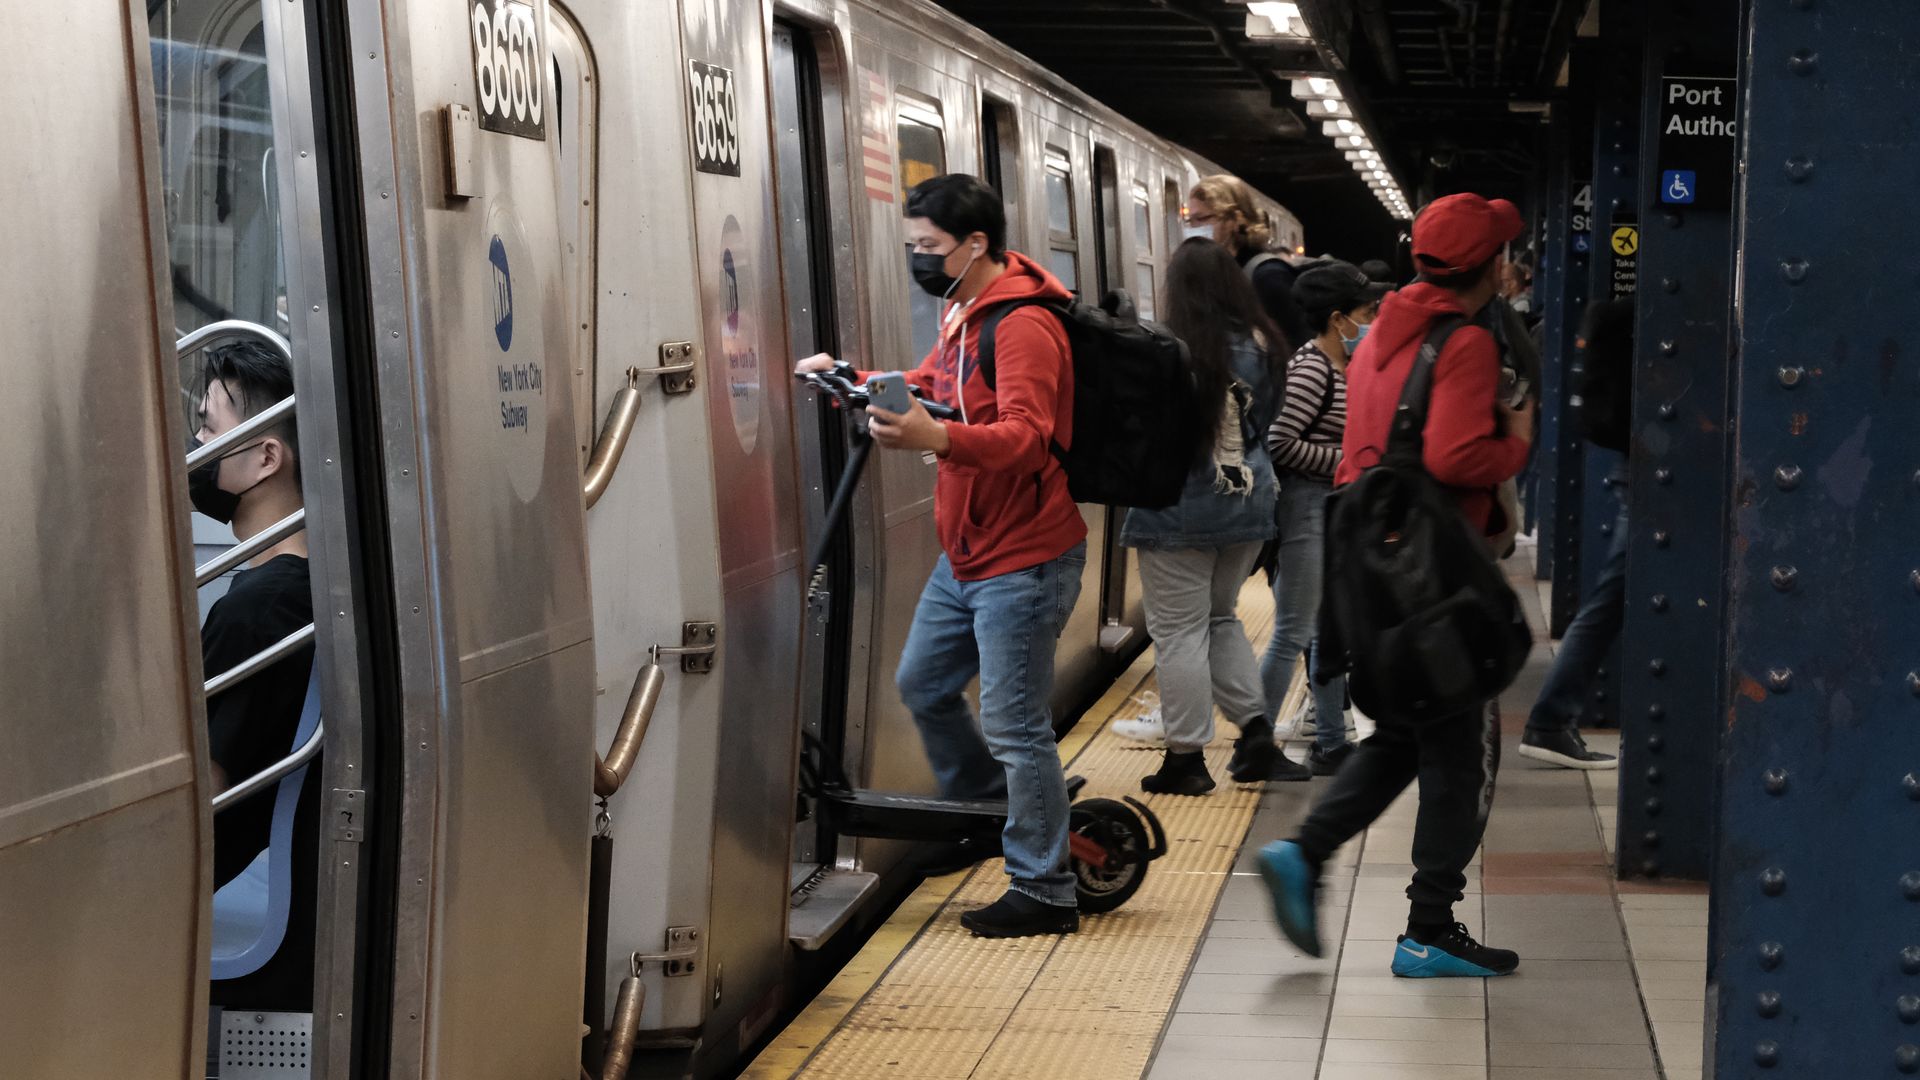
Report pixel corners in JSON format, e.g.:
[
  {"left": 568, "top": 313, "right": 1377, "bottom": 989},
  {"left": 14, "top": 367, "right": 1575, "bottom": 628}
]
[
  {"left": 1383, "top": 315, "right": 1468, "bottom": 465},
  {"left": 971, "top": 298, "right": 1058, "bottom": 391}
]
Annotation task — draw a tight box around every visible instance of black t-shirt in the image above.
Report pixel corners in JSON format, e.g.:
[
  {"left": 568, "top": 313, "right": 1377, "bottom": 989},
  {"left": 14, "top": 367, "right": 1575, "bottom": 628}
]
[
  {"left": 203, "top": 553, "right": 315, "bottom": 888},
  {"left": 1239, "top": 250, "right": 1309, "bottom": 353}
]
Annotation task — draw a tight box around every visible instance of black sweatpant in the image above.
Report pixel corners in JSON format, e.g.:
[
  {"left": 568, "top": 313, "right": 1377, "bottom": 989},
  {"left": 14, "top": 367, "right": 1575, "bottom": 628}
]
[{"left": 1294, "top": 701, "right": 1501, "bottom": 926}]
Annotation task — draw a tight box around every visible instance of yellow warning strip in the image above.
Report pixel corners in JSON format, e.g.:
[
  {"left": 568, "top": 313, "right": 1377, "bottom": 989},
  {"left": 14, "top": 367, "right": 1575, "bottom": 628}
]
[{"left": 745, "top": 580, "right": 1290, "bottom": 1080}]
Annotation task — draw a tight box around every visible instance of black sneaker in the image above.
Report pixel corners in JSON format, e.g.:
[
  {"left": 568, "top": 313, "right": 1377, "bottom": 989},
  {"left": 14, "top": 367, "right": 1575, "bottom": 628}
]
[
  {"left": 1141, "top": 750, "right": 1216, "bottom": 796},
  {"left": 1228, "top": 720, "right": 1311, "bottom": 782},
  {"left": 1307, "top": 741, "right": 1355, "bottom": 776},
  {"left": 960, "top": 890, "right": 1079, "bottom": 938},
  {"left": 1392, "top": 922, "right": 1519, "bottom": 977},
  {"left": 1518, "top": 727, "right": 1618, "bottom": 770}
]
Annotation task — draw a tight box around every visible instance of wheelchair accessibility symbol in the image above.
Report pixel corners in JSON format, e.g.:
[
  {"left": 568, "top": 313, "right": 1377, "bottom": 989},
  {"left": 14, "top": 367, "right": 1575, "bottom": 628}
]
[
  {"left": 1661, "top": 169, "right": 1697, "bottom": 205},
  {"left": 1610, "top": 225, "right": 1640, "bottom": 257}
]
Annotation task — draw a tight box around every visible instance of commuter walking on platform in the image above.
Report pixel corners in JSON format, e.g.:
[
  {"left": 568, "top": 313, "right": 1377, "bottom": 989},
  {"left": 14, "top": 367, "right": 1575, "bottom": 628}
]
[
  {"left": 1520, "top": 298, "right": 1633, "bottom": 770},
  {"left": 1185, "top": 175, "right": 1310, "bottom": 349},
  {"left": 795, "top": 175, "right": 1086, "bottom": 939},
  {"left": 1257, "top": 194, "right": 1535, "bottom": 978},
  {"left": 1258, "top": 262, "right": 1384, "bottom": 776},
  {"left": 1120, "top": 238, "right": 1305, "bottom": 794}
]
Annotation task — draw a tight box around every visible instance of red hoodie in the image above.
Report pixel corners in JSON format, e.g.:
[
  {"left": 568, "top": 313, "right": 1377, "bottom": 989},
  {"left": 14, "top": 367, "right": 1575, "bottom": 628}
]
[
  {"left": 1334, "top": 282, "right": 1530, "bottom": 535},
  {"left": 896, "top": 251, "right": 1087, "bottom": 580}
]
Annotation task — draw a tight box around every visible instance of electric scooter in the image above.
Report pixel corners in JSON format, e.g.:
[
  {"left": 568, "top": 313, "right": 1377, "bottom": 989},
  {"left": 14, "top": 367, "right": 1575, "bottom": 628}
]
[{"left": 793, "top": 363, "right": 1165, "bottom": 913}]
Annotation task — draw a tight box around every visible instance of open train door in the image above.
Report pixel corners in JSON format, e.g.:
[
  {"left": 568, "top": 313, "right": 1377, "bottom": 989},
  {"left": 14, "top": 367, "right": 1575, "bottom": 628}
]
[{"left": 0, "top": 3, "right": 215, "bottom": 1074}]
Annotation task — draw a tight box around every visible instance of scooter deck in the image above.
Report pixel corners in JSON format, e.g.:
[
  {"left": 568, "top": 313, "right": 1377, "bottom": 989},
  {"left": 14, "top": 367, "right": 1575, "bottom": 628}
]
[{"left": 825, "top": 776, "right": 1088, "bottom": 841}]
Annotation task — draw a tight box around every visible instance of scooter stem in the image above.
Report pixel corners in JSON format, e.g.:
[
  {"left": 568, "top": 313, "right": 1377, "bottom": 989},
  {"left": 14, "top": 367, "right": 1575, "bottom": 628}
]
[{"left": 806, "top": 431, "right": 875, "bottom": 602}]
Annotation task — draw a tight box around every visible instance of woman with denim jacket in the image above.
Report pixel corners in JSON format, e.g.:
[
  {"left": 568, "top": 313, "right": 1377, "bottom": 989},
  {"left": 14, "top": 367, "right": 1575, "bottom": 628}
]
[{"left": 1120, "top": 238, "right": 1308, "bottom": 795}]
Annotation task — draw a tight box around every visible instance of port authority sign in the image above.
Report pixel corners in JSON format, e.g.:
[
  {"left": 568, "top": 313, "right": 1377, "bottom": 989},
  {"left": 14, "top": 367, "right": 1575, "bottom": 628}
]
[{"left": 1656, "top": 74, "right": 1736, "bottom": 210}]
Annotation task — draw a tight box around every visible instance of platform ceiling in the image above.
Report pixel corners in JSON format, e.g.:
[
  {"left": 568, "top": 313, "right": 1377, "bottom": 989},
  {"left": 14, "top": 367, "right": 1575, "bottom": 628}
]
[{"left": 932, "top": 0, "right": 1589, "bottom": 259}]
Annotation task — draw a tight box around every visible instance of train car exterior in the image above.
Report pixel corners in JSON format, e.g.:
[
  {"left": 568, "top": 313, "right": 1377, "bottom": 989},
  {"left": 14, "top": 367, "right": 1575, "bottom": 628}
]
[{"left": 0, "top": 0, "right": 1298, "bottom": 1077}]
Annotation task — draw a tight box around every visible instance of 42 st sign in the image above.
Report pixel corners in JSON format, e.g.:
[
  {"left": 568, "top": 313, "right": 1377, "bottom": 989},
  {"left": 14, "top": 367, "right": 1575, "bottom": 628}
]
[{"left": 468, "top": 0, "right": 546, "bottom": 140}]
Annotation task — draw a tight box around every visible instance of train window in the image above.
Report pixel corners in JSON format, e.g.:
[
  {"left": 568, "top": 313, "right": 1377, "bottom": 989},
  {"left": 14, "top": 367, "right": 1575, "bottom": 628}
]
[
  {"left": 896, "top": 97, "right": 946, "bottom": 360},
  {"left": 1092, "top": 145, "right": 1121, "bottom": 296},
  {"left": 981, "top": 96, "right": 1021, "bottom": 245},
  {"left": 1044, "top": 147, "right": 1078, "bottom": 293},
  {"left": 1131, "top": 184, "right": 1155, "bottom": 320},
  {"left": 1164, "top": 177, "right": 1182, "bottom": 257},
  {"left": 549, "top": 8, "right": 599, "bottom": 463},
  {"left": 895, "top": 98, "right": 945, "bottom": 200}
]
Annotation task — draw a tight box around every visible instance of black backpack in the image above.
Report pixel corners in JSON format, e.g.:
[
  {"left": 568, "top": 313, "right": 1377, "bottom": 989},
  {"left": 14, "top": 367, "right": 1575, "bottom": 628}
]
[
  {"left": 1315, "top": 316, "right": 1533, "bottom": 726},
  {"left": 973, "top": 290, "right": 1199, "bottom": 509}
]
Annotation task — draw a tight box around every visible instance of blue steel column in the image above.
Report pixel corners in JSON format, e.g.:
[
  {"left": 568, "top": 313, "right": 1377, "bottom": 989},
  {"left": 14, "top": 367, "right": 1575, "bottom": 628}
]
[
  {"left": 1532, "top": 119, "right": 1569, "bottom": 586},
  {"left": 1541, "top": 42, "right": 1595, "bottom": 630},
  {"left": 1575, "top": 1, "right": 1639, "bottom": 727},
  {"left": 1714, "top": 6, "right": 1920, "bottom": 1075},
  {"left": 1615, "top": 1, "right": 1737, "bottom": 883}
]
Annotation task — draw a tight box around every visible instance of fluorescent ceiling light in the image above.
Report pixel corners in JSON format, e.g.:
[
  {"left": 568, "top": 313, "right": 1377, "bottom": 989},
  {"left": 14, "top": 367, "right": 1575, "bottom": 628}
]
[{"left": 1245, "top": 2, "right": 1309, "bottom": 39}]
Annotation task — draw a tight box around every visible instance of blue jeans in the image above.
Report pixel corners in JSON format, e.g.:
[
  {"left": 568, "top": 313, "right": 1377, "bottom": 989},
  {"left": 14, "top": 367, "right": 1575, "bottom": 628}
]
[
  {"left": 1259, "top": 478, "right": 1348, "bottom": 751},
  {"left": 897, "top": 543, "right": 1086, "bottom": 906},
  {"left": 1530, "top": 493, "right": 1628, "bottom": 733}
]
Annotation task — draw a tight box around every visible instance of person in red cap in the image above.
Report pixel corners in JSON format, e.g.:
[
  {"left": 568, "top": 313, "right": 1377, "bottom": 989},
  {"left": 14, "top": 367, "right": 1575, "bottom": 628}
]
[{"left": 1254, "top": 192, "right": 1535, "bottom": 979}]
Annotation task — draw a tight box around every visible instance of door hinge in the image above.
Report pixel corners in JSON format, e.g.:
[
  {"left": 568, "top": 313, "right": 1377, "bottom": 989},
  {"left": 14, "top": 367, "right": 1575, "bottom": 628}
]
[{"left": 634, "top": 925, "right": 701, "bottom": 977}]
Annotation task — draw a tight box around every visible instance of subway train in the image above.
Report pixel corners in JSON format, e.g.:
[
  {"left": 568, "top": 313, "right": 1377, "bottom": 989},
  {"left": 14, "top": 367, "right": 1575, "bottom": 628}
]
[{"left": 1, "top": 0, "right": 1301, "bottom": 1078}]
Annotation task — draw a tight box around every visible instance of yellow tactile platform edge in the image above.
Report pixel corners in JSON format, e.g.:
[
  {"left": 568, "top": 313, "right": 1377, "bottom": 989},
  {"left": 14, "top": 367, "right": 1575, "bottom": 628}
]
[{"left": 745, "top": 580, "right": 1297, "bottom": 1080}]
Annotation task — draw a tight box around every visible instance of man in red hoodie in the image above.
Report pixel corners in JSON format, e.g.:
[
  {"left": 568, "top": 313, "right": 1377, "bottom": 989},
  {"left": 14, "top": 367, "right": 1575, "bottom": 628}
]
[
  {"left": 1256, "top": 193, "right": 1535, "bottom": 978},
  {"left": 795, "top": 174, "right": 1087, "bottom": 937}
]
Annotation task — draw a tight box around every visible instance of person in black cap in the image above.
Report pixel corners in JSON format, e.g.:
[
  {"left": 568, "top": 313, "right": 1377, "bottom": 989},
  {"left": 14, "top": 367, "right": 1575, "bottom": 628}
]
[
  {"left": 1359, "top": 258, "right": 1397, "bottom": 287},
  {"left": 1255, "top": 262, "right": 1385, "bottom": 777}
]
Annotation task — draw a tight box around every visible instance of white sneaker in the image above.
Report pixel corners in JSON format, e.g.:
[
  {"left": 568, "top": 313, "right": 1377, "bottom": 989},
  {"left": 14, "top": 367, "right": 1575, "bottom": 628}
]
[
  {"left": 1111, "top": 709, "right": 1166, "bottom": 745},
  {"left": 1284, "top": 700, "right": 1318, "bottom": 740}
]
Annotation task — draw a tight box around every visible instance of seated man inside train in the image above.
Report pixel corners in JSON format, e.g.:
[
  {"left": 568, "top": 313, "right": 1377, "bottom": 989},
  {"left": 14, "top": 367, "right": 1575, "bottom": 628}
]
[
  {"left": 190, "top": 340, "right": 316, "bottom": 892},
  {"left": 795, "top": 174, "right": 1086, "bottom": 939}
]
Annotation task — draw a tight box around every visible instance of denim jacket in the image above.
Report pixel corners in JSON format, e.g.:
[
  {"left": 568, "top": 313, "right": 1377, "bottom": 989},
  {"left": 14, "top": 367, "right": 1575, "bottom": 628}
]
[{"left": 1120, "top": 333, "right": 1281, "bottom": 549}]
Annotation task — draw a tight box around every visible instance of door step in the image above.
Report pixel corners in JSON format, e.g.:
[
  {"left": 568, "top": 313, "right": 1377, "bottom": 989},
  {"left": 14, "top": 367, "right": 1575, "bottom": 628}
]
[{"left": 787, "top": 869, "right": 880, "bottom": 950}]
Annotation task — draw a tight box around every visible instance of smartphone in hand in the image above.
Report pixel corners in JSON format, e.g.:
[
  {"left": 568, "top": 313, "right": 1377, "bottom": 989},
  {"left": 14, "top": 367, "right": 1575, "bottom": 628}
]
[{"left": 866, "top": 372, "right": 913, "bottom": 414}]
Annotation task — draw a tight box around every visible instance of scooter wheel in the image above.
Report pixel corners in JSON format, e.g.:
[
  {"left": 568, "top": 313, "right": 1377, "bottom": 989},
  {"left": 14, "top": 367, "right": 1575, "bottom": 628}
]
[{"left": 1068, "top": 798, "right": 1150, "bottom": 913}]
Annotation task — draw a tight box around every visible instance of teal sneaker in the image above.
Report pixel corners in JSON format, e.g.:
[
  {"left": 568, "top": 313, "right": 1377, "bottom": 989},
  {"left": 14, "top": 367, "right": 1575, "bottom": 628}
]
[
  {"left": 1392, "top": 924, "right": 1519, "bottom": 977},
  {"left": 1255, "top": 841, "right": 1321, "bottom": 957}
]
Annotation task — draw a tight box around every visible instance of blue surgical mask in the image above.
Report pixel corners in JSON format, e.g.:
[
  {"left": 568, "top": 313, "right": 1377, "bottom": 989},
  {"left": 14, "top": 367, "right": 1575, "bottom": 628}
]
[
  {"left": 1341, "top": 320, "right": 1371, "bottom": 355},
  {"left": 1182, "top": 224, "right": 1213, "bottom": 244}
]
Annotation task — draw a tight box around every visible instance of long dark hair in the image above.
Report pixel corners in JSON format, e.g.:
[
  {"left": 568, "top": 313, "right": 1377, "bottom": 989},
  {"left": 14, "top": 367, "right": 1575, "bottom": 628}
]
[{"left": 1162, "top": 237, "right": 1287, "bottom": 451}]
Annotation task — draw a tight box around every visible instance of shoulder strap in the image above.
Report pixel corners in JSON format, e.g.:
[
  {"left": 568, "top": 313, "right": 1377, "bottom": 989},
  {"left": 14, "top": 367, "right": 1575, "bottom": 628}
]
[
  {"left": 1383, "top": 315, "right": 1468, "bottom": 465},
  {"left": 1243, "top": 252, "right": 1282, "bottom": 278},
  {"left": 973, "top": 298, "right": 1065, "bottom": 390}
]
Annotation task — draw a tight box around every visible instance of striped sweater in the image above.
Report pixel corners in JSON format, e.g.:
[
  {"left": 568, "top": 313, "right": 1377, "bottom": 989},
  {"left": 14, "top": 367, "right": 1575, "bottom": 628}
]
[{"left": 1267, "top": 341, "right": 1347, "bottom": 481}]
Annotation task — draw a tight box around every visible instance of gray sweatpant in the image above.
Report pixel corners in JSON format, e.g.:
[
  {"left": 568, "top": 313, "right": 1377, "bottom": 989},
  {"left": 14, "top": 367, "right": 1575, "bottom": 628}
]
[{"left": 1135, "top": 542, "right": 1268, "bottom": 754}]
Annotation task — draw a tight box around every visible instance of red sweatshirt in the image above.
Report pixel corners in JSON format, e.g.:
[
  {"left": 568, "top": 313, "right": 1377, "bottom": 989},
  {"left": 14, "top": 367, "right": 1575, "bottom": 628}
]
[
  {"left": 898, "top": 251, "right": 1087, "bottom": 580},
  {"left": 1335, "top": 282, "right": 1530, "bottom": 535}
]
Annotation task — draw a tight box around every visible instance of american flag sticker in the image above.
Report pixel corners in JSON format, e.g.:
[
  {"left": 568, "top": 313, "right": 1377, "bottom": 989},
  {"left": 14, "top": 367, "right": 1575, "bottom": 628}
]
[{"left": 859, "top": 67, "right": 894, "bottom": 203}]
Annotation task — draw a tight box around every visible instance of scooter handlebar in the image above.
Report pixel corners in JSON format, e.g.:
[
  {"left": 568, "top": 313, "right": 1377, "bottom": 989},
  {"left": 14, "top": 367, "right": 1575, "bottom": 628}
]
[{"left": 795, "top": 368, "right": 958, "bottom": 421}]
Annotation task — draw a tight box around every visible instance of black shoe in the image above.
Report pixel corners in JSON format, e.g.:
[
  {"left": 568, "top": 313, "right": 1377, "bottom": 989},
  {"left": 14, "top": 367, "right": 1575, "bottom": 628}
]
[
  {"left": 1141, "top": 750, "right": 1216, "bottom": 795},
  {"left": 1518, "top": 727, "right": 1617, "bottom": 770},
  {"left": 960, "top": 889, "right": 1079, "bottom": 938},
  {"left": 1228, "top": 722, "right": 1312, "bottom": 783},
  {"left": 1307, "top": 741, "right": 1355, "bottom": 776},
  {"left": 1394, "top": 922, "right": 1519, "bottom": 977}
]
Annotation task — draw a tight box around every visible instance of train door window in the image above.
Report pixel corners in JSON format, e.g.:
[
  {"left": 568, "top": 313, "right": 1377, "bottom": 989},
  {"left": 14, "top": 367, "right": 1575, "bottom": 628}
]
[
  {"left": 1044, "top": 146, "right": 1077, "bottom": 292},
  {"left": 1091, "top": 145, "right": 1121, "bottom": 297},
  {"left": 896, "top": 96, "right": 946, "bottom": 361},
  {"left": 1131, "top": 183, "right": 1156, "bottom": 320},
  {"left": 981, "top": 96, "right": 1021, "bottom": 245},
  {"left": 549, "top": 6, "right": 599, "bottom": 463},
  {"left": 150, "top": 0, "right": 330, "bottom": 1033}
]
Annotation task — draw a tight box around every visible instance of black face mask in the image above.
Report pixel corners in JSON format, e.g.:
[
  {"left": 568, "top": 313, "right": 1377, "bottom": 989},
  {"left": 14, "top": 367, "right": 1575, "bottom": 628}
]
[
  {"left": 187, "top": 436, "right": 265, "bottom": 525},
  {"left": 910, "top": 250, "right": 959, "bottom": 298}
]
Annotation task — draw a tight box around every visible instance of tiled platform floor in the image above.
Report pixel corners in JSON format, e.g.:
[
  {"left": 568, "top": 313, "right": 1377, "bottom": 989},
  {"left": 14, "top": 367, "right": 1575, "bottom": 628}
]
[{"left": 1144, "top": 553, "right": 1710, "bottom": 1080}]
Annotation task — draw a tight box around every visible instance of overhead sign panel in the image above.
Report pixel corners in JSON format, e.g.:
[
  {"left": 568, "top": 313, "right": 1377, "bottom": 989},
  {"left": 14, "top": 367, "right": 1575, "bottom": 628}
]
[{"left": 1657, "top": 74, "right": 1736, "bottom": 210}]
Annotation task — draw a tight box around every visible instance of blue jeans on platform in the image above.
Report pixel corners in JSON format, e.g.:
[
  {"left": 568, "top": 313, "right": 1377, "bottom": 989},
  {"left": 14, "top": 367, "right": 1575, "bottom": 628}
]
[
  {"left": 897, "top": 543, "right": 1087, "bottom": 907},
  {"left": 1530, "top": 490, "right": 1628, "bottom": 734},
  {"left": 1259, "top": 478, "right": 1348, "bottom": 751}
]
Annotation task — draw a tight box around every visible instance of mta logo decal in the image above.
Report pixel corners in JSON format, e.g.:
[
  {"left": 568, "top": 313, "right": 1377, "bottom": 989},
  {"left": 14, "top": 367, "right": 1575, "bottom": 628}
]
[{"left": 489, "top": 234, "right": 513, "bottom": 350}]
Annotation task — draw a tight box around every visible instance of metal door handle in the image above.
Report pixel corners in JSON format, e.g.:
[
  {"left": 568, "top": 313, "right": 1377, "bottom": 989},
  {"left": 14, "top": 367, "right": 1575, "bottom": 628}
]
[
  {"left": 583, "top": 368, "right": 643, "bottom": 509},
  {"left": 594, "top": 661, "right": 664, "bottom": 797},
  {"left": 650, "top": 622, "right": 717, "bottom": 673}
]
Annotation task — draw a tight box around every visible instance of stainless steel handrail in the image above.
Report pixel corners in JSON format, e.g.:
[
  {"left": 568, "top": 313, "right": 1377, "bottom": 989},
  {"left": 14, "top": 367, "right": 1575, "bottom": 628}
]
[
  {"left": 204, "top": 622, "right": 318, "bottom": 699},
  {"left": 177, "top": 318, "right": 293, "bottom": 363},
  {"left": 195, "top": 508, "right": 306, "bottom": 586},
  {"left": 594, "top": 661, "right": 664, "bottom": 798},
  {"left": 186, "top": 394, "right": 297, "bottom": 470},
  {"left": 212, "top": 720, "right": 324, "bottom": 814},
  {"left": 582, "top": 367, "right": 643, "bottom": 510}
]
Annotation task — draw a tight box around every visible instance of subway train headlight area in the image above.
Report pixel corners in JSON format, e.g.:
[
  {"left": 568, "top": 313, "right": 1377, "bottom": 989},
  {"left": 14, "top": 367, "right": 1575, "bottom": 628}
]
[{"left": 8, "top": 0, "right": 1912, "bottom": 1078}]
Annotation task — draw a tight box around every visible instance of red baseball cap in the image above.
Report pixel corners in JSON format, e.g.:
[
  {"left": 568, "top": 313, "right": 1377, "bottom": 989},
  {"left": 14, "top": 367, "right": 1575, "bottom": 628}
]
[{"left": 1411, "top": 193, "right": 1524, "bottom": 276}]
